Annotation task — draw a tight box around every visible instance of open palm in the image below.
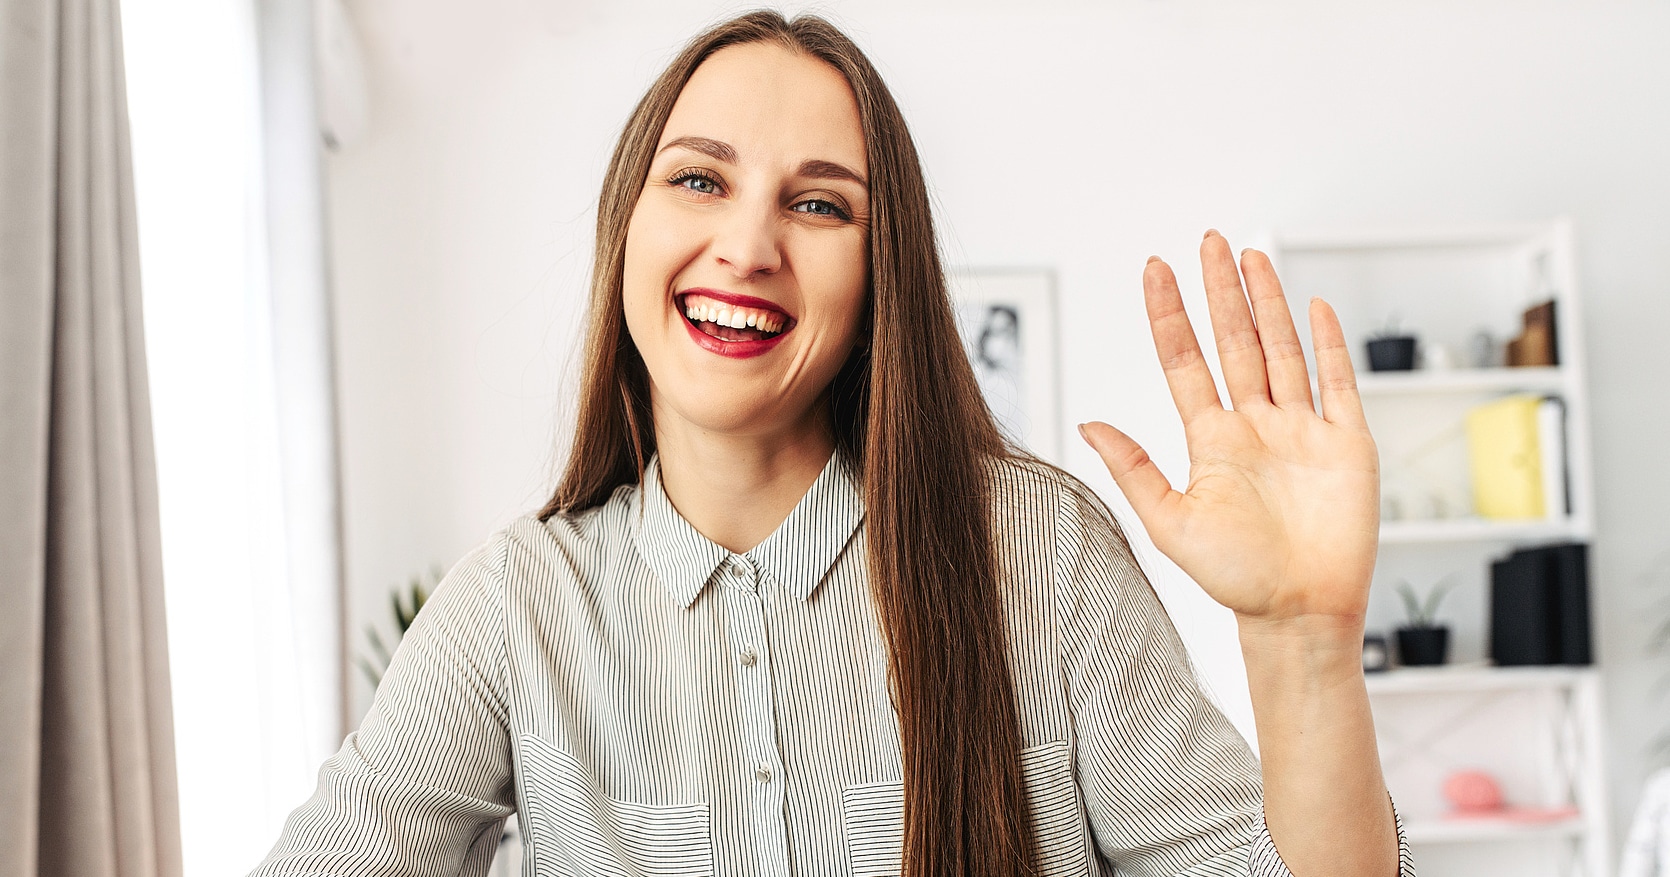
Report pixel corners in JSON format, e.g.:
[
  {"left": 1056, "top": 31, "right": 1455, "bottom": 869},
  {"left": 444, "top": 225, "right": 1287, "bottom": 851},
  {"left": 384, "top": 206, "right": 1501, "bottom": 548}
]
[{"left": 1081, "top": 232, "right": 1380, "bottom": 623}]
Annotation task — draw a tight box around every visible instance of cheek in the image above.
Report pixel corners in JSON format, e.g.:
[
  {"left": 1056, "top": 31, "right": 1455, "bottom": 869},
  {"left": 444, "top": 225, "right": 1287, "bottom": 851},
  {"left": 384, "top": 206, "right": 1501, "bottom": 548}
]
[
  {"left": 827, "top": 242, "right": 870, "bottom": 345},
  {"left": 621, "top": 204, "right": 685, "bottom": 334}
]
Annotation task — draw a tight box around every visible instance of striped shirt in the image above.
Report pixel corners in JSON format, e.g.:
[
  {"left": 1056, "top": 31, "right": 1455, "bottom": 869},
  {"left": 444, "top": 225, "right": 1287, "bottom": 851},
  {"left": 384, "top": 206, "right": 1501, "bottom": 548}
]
[{"left": 252, "top": 452, "right": 1416, "bottom": 877}]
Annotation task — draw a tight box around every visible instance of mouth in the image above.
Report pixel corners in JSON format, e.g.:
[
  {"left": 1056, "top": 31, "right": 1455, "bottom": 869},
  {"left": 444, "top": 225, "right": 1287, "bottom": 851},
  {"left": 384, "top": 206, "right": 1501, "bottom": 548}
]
[{"left": 676, "top": 289, "right": 795, "bottom": 358}]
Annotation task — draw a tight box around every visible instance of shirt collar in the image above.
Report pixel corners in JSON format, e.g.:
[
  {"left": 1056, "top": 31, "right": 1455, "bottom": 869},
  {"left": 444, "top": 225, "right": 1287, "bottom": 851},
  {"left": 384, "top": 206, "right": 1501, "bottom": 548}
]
[{"left": 632, "top": 451, "right": 865, "bottom": 609}]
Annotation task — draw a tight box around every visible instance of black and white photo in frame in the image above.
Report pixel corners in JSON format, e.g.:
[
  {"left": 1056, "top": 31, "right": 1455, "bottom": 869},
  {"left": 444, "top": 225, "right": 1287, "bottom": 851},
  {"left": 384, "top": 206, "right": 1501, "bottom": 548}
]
[{"left": 948, "top": 269, "right": 1061, "bottom": 461}]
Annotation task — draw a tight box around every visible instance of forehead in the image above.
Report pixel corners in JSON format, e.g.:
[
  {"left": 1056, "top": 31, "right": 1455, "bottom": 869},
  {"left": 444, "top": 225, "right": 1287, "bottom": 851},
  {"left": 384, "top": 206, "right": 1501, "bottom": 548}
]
[{"left": 661, "top": 42, "right": 866, "bottom": 175}]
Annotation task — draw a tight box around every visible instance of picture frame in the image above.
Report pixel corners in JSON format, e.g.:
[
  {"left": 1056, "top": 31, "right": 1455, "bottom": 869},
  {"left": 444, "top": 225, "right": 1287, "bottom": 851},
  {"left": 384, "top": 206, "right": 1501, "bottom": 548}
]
[{"left": 946, "top": 268, "right": 1062, "bottom": 461}]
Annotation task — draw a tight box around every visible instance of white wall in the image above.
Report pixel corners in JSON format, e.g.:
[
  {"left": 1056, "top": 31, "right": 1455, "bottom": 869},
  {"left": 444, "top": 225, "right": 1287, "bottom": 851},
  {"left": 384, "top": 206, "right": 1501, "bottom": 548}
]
[{"left": 324, "top": 0, "right": 1670, "bottom": 846}]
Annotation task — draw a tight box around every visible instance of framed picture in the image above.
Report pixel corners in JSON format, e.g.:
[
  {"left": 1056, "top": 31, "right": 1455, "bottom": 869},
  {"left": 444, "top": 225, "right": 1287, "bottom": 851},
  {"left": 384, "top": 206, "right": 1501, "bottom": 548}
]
[{"left": 947, "top": 269, "right": 1061, "bottom": 461}]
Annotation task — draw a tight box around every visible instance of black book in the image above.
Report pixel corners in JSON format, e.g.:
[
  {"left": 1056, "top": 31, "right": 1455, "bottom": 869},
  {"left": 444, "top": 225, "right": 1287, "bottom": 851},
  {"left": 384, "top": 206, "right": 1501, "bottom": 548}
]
[
  {"left": 1490, "top": 549, "right": 1559, "bottom": 665},
  {"left": 1550, "top": 542, "right": 1593, "bottom": 665}
]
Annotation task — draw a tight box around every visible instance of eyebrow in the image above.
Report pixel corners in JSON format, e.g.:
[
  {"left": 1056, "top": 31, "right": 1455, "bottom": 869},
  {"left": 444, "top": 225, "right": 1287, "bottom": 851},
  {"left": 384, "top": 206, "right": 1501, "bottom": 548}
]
[
  {"left": 658, "top": 136, "right": 868, "bottom": 188},
  {"left": 659, "top": 136, "right": 736, "bottom": 165},
  {"left": 797, "top": 158, "right": 867, "bottom": 188}
]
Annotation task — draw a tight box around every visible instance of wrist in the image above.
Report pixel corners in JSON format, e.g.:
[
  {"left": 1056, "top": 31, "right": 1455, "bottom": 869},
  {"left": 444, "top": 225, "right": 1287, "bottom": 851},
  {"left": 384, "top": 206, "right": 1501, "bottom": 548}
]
[{"left": 1236, "top": 612, "right": 1368, "bottom": 681}]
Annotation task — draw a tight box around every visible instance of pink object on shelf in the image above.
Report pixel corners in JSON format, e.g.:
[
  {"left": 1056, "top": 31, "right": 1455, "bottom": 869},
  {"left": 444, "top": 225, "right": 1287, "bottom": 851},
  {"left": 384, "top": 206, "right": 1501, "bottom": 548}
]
[
  {"left": 1444, "top": 770, "right": 1505, "bottom": 814},
  {"left": 1441, "top": 770, "right": 1581, "bottom": 824}
]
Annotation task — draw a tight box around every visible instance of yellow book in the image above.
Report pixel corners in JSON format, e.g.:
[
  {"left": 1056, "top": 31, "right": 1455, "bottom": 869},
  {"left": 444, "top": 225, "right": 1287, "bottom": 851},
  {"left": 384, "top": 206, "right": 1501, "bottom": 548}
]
[{"left": 1466, "top": 394, "right": 1545, "bottom": 519}]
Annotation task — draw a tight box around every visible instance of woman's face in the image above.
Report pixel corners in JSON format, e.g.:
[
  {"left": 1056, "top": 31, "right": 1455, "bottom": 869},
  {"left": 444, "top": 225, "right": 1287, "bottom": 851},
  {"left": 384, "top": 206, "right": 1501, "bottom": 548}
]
[{"left": 622, "top": 42, "right": 870, "bottom": 445}]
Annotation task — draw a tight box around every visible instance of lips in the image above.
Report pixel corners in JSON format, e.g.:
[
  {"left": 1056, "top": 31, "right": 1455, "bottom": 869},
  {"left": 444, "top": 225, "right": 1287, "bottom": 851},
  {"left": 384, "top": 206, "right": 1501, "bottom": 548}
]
[{"left": 676, "top": 288, "right": 794, "bottom": 359}]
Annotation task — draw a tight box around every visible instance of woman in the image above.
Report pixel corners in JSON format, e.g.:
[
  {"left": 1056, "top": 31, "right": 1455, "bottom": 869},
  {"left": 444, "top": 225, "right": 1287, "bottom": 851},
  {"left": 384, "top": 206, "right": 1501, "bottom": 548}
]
[{"left": 254, "top": 11, "right": 1412, "bottom": 877}]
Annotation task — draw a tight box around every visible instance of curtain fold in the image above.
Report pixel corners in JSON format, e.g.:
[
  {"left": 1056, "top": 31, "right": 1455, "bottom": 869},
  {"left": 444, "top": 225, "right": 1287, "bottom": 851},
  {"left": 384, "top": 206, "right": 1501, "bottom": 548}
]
[{"left": 1, "top": 0, "right": 183, "bottom": 875}]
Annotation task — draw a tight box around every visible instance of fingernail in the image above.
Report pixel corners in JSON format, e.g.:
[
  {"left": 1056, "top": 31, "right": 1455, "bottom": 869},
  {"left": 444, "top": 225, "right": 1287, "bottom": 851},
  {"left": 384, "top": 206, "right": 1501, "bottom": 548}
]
[
  {"left": 1204, "top": 228, "right": 1219, "bottom": 240},
  {"left": 1076, "top": 423, "right": 1090, "bottom": 441},
  {"left": 1146, "top": 255, "right": 1161, "bottom": 264}
]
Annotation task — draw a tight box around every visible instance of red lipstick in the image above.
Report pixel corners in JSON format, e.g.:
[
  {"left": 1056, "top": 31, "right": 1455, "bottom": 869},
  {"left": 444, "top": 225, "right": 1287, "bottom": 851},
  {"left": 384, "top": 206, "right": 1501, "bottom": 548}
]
[
  {"left": 678, "top": 288, "right": 792, "bottom": 318},
  {"left": 676, "top": 287, "right": 794, "bottom": 360}
]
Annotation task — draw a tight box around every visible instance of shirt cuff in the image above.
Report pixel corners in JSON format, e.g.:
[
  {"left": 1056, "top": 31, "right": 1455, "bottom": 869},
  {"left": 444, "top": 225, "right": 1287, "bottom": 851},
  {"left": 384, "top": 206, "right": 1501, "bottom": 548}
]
[{"left": 1247, "top": 799, "right": 1416, "bottom": 876}]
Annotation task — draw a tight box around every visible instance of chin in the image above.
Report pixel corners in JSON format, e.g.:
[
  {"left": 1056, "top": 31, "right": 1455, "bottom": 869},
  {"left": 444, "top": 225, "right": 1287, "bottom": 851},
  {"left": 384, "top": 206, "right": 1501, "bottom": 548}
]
[{"left": 651, "top": 384, "right": 820, "bottom": 444}]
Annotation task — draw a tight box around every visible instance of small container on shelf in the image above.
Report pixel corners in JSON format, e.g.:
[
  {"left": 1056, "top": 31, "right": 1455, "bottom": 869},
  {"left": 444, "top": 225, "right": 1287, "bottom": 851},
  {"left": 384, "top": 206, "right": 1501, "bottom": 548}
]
[
  {"left": 1396, "top": 626, "right": 1450, "bottom": 666},
  {"left": 1363, "top": 633, "right": 1391, "bottom": 673},
  {"left": 1367, "top": 334, "right": 1418, "bottom": 371}
]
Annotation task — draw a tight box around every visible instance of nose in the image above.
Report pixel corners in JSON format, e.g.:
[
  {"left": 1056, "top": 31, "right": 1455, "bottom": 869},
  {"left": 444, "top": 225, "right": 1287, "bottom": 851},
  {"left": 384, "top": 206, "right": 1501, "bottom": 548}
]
[{"left": 710, "top": 196, "right": 782, "bottom": 278}]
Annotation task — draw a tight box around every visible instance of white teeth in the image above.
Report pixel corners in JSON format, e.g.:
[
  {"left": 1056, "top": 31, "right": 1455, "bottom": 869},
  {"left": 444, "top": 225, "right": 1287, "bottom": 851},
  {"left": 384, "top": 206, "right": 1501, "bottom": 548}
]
[{"left": 680, "top": 294, "right": 788, "bottom": 335}]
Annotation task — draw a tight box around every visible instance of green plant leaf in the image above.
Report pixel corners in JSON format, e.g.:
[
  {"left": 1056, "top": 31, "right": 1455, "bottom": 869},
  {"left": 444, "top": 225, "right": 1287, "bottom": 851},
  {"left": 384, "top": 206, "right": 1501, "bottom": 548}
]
[
  {"left": 1420, "top": 574, "right": 1456, "bottom": 626},
  {"left": 365, "top": 625, "right": 392, "bottom": 666},
  {"left": 396, "top": 576, "right": 430, "bottom": 633},
  {"left": 361, "top": 567, "right": 440, "bottom": 689},
  {"left": 355, "top": 656, "right": 383, "bottom": 689},
  {"left": 392, "top": 589, "right": 411, "bottom": 634},
  {"left": 1395, "top": 580, "right": 1424, "bottom": 625}
]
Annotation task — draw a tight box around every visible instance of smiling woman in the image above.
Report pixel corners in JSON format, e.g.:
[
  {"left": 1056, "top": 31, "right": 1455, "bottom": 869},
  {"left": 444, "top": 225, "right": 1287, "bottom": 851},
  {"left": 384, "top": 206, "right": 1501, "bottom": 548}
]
[
  {"left": 251, "top": 10, "right": 1414, "bottom": 877},
  {"left": 619, "top": 41, "right": 874, "bottom": 550}
]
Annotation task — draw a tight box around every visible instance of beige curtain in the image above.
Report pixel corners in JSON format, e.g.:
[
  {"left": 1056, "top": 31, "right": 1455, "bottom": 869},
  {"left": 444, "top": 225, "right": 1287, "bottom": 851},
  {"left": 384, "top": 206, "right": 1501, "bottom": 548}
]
[{"left": 0, "top": 0, "right": 184, "bottom": 874}]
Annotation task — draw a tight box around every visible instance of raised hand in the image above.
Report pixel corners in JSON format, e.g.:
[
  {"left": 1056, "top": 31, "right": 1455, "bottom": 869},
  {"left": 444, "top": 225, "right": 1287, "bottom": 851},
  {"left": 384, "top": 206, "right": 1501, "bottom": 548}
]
[{"left": 1079, "top": 231, "right": 1380, "bottom": 625}]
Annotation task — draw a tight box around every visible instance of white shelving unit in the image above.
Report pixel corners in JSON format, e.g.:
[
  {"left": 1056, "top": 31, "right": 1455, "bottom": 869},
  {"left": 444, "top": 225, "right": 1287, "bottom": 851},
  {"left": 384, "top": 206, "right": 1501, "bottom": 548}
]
[
  {"left": 1367, "top": 666, "right": 1608, "bottom": 877},
  {"left": 1270, "top": 220, "right": 1595, "bottom": 546},
  {"left": 1268, "top": 220, "right": 1609, "bottom": 877}
]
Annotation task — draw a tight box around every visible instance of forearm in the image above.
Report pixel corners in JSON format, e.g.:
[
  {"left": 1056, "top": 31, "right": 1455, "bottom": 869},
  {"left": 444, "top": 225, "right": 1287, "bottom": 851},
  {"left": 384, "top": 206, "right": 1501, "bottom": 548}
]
[{"left": 1238, "top": 614, "right": 1398, "bottom": 877}]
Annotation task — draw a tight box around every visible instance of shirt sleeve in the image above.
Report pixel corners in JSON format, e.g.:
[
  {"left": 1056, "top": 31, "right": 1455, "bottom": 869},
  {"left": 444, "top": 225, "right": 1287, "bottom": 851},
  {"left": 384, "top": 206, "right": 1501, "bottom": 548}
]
[
  {"left": 1052, "top": 481, "right": 1416, "bottom": 877},
  {"left": 248, "top": 533, "right": 516, "bottom": 877}
]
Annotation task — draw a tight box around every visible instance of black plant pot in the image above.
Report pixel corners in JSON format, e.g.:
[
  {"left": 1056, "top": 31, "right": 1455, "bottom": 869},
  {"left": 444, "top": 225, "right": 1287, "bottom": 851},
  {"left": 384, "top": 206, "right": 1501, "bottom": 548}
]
[
  {"left": 1396, "top": 626, "right": 1450, "bottom": 666},
  {"left": 1366, "top": 336, "right": 1418, "bottom": 371}
]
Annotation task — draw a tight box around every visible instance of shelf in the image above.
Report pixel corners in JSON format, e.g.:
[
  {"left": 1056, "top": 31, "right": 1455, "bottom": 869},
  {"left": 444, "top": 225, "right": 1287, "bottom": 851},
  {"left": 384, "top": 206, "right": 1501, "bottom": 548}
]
[
  {"left": 1272, "top": 221, "right": 1608, "bottom": 876},
  {"left": 1272, "top": 223, "right": 1557, "bottom": 253},
  {"left": 1365, "top": 664, "right": 1596, "bottom": 695},
  {"left": 1353, "top": 366, "right": 1567, "bottom": 396},
  {"left": 1402, "top": 814, "right": 1586, "bottom": 845},
  {"left": 1378, "top": 516, "right": 1586, "bottom": 544}
]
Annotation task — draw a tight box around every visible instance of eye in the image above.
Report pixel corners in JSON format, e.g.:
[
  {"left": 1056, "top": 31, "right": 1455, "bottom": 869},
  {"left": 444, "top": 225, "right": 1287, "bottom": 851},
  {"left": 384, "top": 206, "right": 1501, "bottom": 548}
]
[
  {"left": 668, "top": 169, "right": 722, "bottom": 196},
  {"left": 792, "top": 198, "right": 852, "bottom": 221}
]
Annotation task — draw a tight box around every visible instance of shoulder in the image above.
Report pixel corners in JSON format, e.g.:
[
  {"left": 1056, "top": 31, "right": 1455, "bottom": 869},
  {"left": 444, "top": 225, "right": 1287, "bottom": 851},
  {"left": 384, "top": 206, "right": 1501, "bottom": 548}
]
[
  {"left": 486, "top": 481, "right": 644, "bottom": 602},
  {"left": 984, "top": 454, "right": 1130, "bottom": 548},
  {"left": 426, "top": 482, "right": 641, "bottom": 604},
  {"left": 984, "top": 455, "right": 1150, "bottom": 619},
  {"left": 490, "top": 477, "right": 641, "bottom": 574},
  {"left": 510, "top": 481, "right": 638, "bottom": 556}
]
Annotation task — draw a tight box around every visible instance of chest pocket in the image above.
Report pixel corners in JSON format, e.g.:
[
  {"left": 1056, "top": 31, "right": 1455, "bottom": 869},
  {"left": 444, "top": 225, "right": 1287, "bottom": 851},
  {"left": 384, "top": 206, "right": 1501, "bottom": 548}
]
[
  {"left": 840, "top": 740, "right": 1092, "bottom": 877},
  {"left": 518, "top": 734, "right": 714, "bottom": 877}
]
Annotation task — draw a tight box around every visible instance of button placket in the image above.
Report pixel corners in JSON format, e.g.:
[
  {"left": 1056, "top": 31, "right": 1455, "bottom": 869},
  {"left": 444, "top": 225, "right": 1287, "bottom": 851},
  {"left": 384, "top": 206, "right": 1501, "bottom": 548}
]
[{"left": 720, "top": 555, "right": 792, "bottom": 877}]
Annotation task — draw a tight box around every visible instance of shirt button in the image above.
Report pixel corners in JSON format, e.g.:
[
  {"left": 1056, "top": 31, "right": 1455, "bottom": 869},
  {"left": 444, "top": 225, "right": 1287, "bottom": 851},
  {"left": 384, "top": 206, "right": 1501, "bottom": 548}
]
[
  {"left": 739, "top": 646, "right": 758, "bottom": 667},
  {"left": 754, "top": 764, "right": 773, "bottom": 783}
]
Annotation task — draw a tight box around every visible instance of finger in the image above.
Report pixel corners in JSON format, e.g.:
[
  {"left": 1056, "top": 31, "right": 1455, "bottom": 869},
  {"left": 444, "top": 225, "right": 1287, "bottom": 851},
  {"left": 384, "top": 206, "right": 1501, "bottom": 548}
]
[
  {"left": 1200, "top": 230, "right": 1271, "bottom": 409},
  {"left": 1309, "top": 297, "right": 1369, "bottom": 432},
  {"left": 1143, "top": 256, "right": 1223, "bottom": 425},
  {"left": 1079, "top": 421, "right": 1180, "bottom": 531},
  {"left": 1239, "top": 248, "right": 1315, "bottom": 411}
]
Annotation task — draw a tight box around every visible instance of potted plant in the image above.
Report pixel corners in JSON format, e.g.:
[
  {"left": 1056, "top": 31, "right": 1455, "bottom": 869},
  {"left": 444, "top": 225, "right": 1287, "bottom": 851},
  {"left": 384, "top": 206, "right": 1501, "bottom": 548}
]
[
  {"left": 357, "top": 569, "right": 438, "bottom": 688},
  {"left": 1395, "top": 576, "right": 1455, "bottom": 666},
  {"left": 1366, "top": 316, "right": 1418, "bottom": 372}
]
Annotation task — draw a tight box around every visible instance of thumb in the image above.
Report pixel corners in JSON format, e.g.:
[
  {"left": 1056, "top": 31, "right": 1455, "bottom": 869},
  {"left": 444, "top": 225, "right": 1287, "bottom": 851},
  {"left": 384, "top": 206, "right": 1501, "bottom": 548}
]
[{"left": 1078, "top": 421, "right": 1177, "bottom": 529}]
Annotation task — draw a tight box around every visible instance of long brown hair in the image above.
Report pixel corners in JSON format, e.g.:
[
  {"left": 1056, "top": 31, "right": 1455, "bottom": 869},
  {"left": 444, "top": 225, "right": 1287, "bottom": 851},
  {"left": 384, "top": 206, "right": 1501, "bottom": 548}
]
[{"left": 540, "top": 12, "right": 1035, "bottom": 875}]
